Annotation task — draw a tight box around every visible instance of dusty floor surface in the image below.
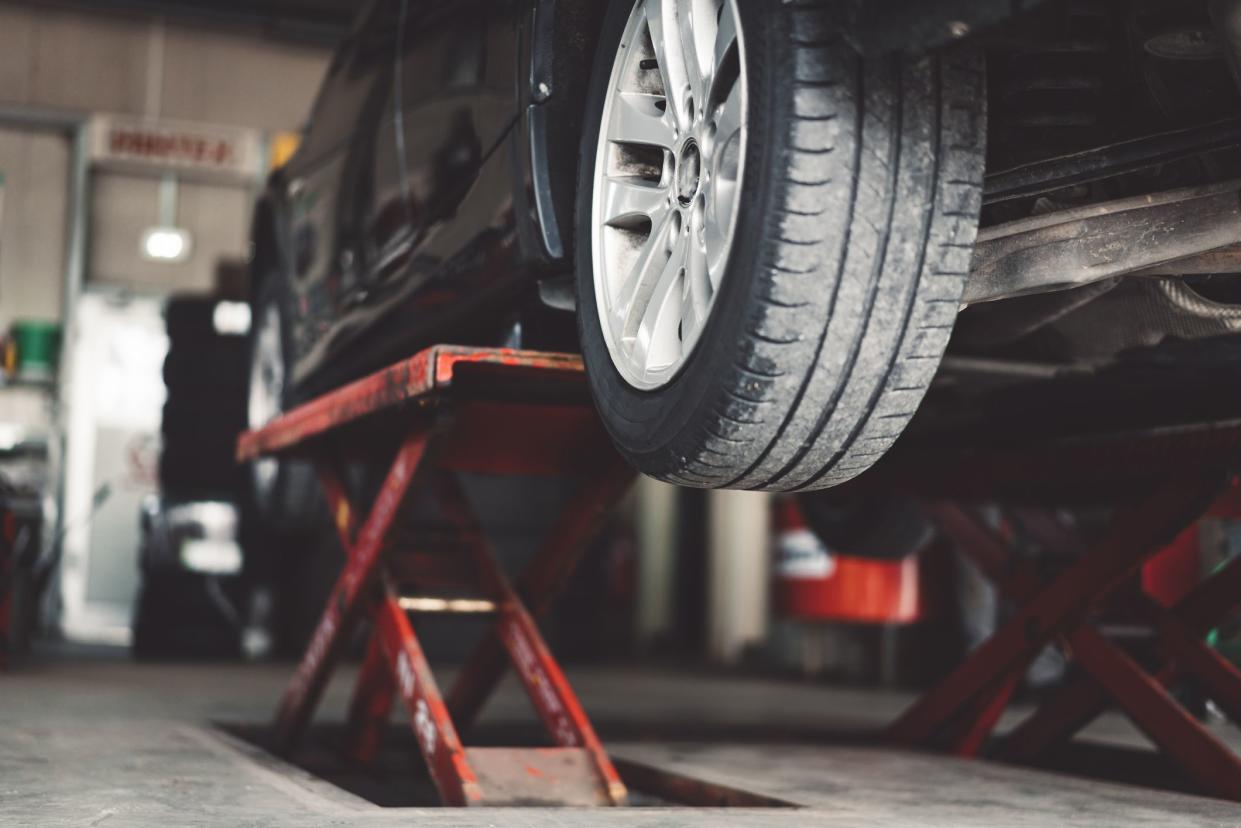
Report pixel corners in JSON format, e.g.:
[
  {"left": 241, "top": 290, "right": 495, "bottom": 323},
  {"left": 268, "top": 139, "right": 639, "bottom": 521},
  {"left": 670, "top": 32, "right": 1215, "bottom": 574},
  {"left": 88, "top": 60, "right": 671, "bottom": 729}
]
[{"left": 2, "top": 648, "right": 1241, "bottom": 826}]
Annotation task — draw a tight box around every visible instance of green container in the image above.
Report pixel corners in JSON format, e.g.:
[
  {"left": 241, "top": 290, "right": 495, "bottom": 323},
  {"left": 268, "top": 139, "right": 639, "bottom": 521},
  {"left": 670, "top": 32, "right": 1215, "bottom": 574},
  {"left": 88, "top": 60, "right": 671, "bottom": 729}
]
[{"left": 13, "top": 320, "right": 61, "bottom": 381}]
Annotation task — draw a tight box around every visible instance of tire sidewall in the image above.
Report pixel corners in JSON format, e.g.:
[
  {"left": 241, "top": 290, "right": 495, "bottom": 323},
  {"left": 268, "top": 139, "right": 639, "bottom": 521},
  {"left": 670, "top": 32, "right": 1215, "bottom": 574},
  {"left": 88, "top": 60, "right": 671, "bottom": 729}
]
[
  {"left": 247, "top": 268, "right": 316, "bottom": 530},
  {"left": 575, "top": 0, "right": 783, "bottom": 476}
]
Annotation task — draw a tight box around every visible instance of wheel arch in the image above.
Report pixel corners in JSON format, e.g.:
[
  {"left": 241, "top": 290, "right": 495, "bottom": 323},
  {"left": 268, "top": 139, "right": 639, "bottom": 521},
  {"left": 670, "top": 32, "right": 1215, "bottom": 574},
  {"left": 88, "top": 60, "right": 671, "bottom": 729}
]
[
  {"left": 527, "top": 0, "right": 1020, "bottom": 271},
  {"left": 528, "top": 0, "right": 609, "bottom": 268}
]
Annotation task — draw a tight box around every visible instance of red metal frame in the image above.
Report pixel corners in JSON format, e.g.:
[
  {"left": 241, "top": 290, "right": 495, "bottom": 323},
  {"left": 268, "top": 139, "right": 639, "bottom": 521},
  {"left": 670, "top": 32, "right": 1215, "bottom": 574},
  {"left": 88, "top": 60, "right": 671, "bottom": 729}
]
[
  {"left": 1002, "top": 550, "right": 1241, "bottom": 760},
  {"left": 237, "top": 346, "right": 633, "bottom": 807},
  {"left": 890, "top": 475, "right": 1241, "bottom": 802}
]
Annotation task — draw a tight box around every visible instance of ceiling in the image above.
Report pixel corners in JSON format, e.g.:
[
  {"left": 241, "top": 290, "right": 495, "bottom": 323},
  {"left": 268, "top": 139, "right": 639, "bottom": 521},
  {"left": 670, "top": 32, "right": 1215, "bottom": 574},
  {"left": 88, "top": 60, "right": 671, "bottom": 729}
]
[{"left": 10, "top": 0, "right": 357, "bottom": 46}]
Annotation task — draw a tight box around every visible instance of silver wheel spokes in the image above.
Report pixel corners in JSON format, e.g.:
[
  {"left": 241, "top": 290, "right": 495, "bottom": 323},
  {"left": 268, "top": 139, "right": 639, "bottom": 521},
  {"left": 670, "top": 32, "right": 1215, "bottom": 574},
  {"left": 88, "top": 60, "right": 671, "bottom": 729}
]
[{"left": 593, "top": 0, "right": 746, "bottom": 390}]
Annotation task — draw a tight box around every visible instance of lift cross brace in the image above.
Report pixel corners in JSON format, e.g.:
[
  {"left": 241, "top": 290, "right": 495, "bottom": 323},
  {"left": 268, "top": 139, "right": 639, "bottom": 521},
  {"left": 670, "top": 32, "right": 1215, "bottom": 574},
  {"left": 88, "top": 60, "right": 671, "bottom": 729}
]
[
  {"left": 237, "top": 345, "right": 633, "bottom": 807},
  {"left": 889, "top": 473, "right": 1241, "bottom": 802}
]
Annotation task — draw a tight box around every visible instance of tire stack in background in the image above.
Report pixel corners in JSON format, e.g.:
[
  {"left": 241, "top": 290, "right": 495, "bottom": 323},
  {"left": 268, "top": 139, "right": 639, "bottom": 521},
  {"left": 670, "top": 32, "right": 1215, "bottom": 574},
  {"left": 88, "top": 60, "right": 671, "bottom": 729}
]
[
  {"left": 132, "top": 295, "right": 251, "bottom": 659},
  {"left": 158, "top": 298, "right": 249, "bottom": 503}
]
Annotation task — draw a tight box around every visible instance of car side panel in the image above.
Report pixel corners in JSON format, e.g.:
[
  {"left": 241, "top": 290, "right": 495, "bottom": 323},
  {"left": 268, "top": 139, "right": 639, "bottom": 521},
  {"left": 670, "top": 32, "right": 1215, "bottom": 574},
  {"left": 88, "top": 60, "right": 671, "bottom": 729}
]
[
  {"left": 279, "top": 1, "right": 403, "bottom": 382},
  {"left": 285, "top": 0, "right": 540, "bottom": 392}
]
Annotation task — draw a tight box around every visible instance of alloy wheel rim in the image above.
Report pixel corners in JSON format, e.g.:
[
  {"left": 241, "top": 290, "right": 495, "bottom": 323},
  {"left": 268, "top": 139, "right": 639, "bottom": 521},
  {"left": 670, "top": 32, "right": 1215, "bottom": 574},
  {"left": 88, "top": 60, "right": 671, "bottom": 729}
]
[{"left": 591, "top": 0, "right": 748, "bottom": 390}]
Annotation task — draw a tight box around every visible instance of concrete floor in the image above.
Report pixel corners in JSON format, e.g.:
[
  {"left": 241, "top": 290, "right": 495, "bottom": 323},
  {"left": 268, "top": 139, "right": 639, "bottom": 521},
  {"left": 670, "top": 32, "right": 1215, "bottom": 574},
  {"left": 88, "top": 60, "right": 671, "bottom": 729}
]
[{"left": 3, "top": 650, "right": 1241, "bottom": 826}]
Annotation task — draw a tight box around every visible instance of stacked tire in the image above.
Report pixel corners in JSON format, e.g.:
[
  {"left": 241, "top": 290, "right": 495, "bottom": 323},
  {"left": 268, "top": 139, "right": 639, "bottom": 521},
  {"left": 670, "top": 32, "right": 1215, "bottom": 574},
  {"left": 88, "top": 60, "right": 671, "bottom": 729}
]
[
  {"left": 159, "top": 298, "right": 249, "bottom": 500},
  {"left": 132, "top": 296, "right": 250, "bottom": 659}
]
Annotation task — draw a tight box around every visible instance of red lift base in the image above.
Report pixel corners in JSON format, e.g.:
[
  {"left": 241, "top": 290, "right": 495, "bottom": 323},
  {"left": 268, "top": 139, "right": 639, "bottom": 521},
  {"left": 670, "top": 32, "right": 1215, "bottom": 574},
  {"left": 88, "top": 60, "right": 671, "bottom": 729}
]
[
  {"left": 887, "top": 471, "right": 1241, "bottom": 802},
  {"left": 237, "top": 346, "right": 633, "bottom": 807}
]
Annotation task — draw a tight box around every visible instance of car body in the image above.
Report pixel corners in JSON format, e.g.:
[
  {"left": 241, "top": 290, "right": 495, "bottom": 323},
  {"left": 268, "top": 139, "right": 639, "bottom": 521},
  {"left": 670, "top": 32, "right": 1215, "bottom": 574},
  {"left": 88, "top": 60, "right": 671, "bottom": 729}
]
[
  {"left": 252, "top": 0, "right": 1045, "bottom": 398},
  {"left": 253, "top": 0, "right": 539, "bottom": 397},
  {"left": 249, "top": 0, "right": 1241, "bottom": 503}
]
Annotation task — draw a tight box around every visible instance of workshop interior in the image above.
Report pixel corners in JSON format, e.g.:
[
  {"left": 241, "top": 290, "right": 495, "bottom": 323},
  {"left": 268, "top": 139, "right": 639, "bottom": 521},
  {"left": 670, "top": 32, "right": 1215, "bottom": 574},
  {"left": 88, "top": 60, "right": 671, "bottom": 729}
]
[{"left": 6, "top": 0, "right": 1241, "bottom": 824}]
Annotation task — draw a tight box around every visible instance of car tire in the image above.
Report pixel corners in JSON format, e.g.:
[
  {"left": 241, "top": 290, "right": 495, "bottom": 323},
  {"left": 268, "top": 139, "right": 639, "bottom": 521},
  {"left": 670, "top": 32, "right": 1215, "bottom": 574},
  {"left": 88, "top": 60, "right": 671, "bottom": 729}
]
[
  {"left": 163, "top": 344, "right": 248, "bottom": 395},
  {"left": 798, "top": 493, "right": 933, "bottom": 560},
  {"left": 165, "top": 296, "right": 221, "bottom": 342},
  {"left": 246, "top": 272, "right": 319, "bottom": 533},
  {"left": 575, "top": 0, "right": 986, "bottom": 491}
]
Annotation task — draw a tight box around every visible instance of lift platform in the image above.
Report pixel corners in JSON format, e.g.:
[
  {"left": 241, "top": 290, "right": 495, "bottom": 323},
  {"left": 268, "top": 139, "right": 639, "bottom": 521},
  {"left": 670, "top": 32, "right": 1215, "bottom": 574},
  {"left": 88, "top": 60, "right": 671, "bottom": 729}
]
[
  {"left": 236, "top": 345, "right": 633, "bottom": 807},
  {"left": 872, "top": 420, "right": 1241, "bottom": 802}
]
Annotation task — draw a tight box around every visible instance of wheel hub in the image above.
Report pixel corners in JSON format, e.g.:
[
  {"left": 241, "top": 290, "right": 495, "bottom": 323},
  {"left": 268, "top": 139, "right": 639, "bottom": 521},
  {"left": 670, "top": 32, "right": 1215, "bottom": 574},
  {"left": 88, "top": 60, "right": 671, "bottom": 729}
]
[{"left": 675, "top": 139, "right": 702, "bottom": 206}]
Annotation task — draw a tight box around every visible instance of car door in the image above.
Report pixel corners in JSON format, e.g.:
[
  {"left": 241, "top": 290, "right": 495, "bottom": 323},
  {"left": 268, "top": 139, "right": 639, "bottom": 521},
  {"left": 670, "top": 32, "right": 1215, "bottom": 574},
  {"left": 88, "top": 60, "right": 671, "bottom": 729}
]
[
  {"left": 337, "top": 0, "right": 408, "bottom": 303},
  {"left": 390, "top": 0, "right": 523, "bottom": 291},
  {"left": 281, "top": 0, "right": 403, "bottom": 375},
  {"left": 292, "top": 0, "right": 531, "bottom": 385}
]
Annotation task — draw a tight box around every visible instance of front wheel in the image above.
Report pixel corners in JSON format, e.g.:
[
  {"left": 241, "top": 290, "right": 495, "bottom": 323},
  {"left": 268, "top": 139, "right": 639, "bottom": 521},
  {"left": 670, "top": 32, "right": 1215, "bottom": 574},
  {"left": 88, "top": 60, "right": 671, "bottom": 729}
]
[
  {"left": 575, "top": 0, "right": 986, "bottom": 491},
  {"left": 246, "top": 272, "right": 318, "bottom": 532}
]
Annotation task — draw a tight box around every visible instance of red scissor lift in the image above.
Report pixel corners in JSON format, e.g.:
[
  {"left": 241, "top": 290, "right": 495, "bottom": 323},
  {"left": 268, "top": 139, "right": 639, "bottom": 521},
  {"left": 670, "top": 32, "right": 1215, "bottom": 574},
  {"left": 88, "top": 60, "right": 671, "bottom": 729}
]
[
  {"left": 237, "top": 346, "right": 633, "bottom": 806},
  {"left": 239, "top": 339, "right": 1241, "bottom": 804},
  {"left": 871, "top": 422, "right": 1241, "bottom": 801}
]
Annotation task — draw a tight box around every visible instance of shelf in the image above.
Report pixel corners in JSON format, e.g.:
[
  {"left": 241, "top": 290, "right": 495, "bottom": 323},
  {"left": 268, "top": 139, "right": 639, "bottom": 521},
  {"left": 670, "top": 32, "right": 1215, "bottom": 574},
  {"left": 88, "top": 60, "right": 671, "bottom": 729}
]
[{"left": 0, "top": 376, "right": 56, "bottom": 392}]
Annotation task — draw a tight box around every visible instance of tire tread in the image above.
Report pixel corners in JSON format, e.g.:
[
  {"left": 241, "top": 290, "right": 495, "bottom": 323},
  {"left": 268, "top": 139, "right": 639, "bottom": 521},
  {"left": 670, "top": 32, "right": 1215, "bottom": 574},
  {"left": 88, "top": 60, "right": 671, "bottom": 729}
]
[
  {"left": 677, "top": 2, "right": 984, "bottom": 491},
  {"left": 577, "top": 0, "right": 985, "bottom": 493}
]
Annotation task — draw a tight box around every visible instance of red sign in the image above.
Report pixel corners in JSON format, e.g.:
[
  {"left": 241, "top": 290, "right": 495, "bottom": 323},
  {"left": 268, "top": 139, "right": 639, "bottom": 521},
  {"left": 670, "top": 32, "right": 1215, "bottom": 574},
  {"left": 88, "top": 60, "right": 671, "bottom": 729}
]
[
  {"left": 107, "top": 128, "right": 235, "bottom": 168},
  {"left": 90, "top": 115, "right": 262, "bottom": 180}
]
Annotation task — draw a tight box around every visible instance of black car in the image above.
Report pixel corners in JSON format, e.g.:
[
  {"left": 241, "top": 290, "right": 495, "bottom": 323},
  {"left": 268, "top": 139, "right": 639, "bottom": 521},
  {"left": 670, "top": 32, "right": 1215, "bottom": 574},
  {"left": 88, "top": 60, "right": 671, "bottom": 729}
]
[{"left": 247, "top": 0, "right": 1241, "bottom": 523}]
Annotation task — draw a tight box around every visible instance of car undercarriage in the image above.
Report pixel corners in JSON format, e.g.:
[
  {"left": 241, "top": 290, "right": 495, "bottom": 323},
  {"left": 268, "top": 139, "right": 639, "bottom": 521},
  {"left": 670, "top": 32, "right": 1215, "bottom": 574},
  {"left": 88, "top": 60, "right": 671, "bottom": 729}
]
[{"left": 908, "top": 0, "right": 1241, "bottom": 449}]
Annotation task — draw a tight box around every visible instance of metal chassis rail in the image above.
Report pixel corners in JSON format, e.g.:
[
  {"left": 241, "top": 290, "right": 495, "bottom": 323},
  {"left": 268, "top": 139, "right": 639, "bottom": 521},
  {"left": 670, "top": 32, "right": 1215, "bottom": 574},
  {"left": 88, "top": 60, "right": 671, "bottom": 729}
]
[{"left": 237, "top": 346, "right": 632, "bottom": 806}]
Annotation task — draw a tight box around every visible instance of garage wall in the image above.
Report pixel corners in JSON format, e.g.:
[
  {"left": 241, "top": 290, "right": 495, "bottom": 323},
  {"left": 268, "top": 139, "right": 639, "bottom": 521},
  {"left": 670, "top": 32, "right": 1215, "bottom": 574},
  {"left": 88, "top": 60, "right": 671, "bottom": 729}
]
[
  {"left": 0, "top": 5, "right": 328, "bottom": 132},
  {"left": 0, "top": 3, "right": 333, "bottom": 326},
  {"left": 88, "top": 173, "right": 253, "bottom": 293},
  {"left": 0, "top": 128, "right": 70, "bottom": 330}
]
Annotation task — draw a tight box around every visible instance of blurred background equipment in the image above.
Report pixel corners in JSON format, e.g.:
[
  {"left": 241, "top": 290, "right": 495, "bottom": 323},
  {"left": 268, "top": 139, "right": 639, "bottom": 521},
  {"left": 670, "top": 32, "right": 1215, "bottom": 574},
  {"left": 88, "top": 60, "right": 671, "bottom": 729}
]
[
  {"left": 772, "top": 495, "right": 946, "bottom": 687},
  {"left": 0, "top": 315, "right": 58, "bottom": 668},
  {"left": 7, "top": 319, "right": 60, "bottom": 382},
  {"left": 133, "top": 496, "right": 246, "bottom": 658},
  {"left": 131, "top": 293, "right": 253, "bottom": 658},
  {"left": 58, "top": 293, "right": 166, "bottom": 644},
  {"left": 0, "top": 465, "right": 45, "bottom": 668}
]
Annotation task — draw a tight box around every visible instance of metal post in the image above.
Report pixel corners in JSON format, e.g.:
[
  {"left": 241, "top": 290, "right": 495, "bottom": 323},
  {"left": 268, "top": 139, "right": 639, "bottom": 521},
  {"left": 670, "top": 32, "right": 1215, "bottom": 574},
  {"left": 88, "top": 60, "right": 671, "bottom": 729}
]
[
  {"left": 634, "top": 476, "right": 678, "bottom": 649},
  {"left": 706, "top": 489, "right": 771, "bottom": 664}
]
